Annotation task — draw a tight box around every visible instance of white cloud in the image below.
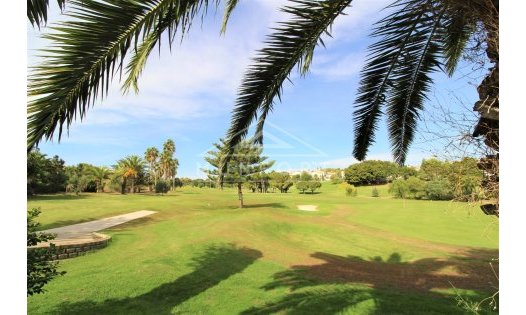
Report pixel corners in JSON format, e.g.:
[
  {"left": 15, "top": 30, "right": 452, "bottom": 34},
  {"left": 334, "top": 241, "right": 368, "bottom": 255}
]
[
  {"left": 81, "top": 110, "right": 130, "bottom": 126},
  {"left": 27, "top": 1, "right": 286, "bottom": 124},
  {"left": 311, "top": 51, "right": 365, "bottom": 80},
  {"left": 330, "top": 0, "right": 394, "bottom": 44}
]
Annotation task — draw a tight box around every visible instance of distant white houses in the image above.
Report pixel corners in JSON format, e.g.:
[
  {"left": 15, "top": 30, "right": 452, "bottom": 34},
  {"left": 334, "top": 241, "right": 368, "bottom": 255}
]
[{"left": 285, "top": 168, "right": 344, "bottom": 181}]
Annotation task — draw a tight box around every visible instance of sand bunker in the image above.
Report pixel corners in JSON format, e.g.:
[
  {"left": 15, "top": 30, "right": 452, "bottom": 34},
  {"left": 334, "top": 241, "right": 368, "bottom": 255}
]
[{"left": 297, "top": 205, "right": 318, "bottom": 211}]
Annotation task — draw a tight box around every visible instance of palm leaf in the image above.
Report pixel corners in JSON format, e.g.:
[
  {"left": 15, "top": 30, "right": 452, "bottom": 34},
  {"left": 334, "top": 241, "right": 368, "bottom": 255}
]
[
  {"left": 27, "top": 0, "right": 214, "bottom": 151},
  {"left": 28, "top": 0, "right": 66, "bottom": 28},
  {"left": 352, "top": 0, "right": 434, "bottom": 162},
  {"left": 440, "top": 8, "right": 475, "bottom": 76},
  {"left": 386, "top": 6, "right": 445, "bottom": 164},
  {"left": 353, "top": 0, "right": 477, "bottom": 164},
  {"left": 224, "top": 0, "right": 352, "bottom": 168},
  {"left": 220, "top": 0, "right": 240, "bottom": 34}
]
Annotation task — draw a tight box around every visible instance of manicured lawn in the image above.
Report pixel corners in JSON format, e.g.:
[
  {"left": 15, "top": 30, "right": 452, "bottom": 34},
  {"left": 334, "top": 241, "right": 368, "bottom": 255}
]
[{"left": 27, "top": 184, "right": 498, "bottom": 314}]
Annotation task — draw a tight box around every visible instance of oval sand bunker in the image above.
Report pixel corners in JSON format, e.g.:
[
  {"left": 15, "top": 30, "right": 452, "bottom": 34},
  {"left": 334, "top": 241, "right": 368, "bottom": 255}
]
[{"left": 297, "top": 205, "right": 318, "bottom": 211}]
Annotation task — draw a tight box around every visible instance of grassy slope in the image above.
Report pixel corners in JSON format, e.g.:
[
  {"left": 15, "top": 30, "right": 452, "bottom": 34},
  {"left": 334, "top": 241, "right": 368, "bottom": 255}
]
[{"left": 27, "top": 184, "right": 498, "bottom": 314}]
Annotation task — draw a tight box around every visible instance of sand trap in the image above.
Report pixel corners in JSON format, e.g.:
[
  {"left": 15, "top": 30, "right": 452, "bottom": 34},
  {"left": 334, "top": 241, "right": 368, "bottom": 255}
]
[{"left": 297, "top": 205, "right": 318, "bottom": 211}]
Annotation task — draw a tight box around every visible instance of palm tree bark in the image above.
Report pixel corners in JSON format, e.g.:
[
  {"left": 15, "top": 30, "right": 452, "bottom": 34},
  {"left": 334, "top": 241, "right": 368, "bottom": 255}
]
[
  {"left": 237, "top": 182, "right": 243, "bottom": 208},
  {"left": 121, "top": 178, "right": 127, "bottom": 195}
]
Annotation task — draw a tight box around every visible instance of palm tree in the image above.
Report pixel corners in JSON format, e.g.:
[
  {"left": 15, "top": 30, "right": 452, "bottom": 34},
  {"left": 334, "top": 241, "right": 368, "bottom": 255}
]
[
  {"left": 88, "top": 166, "right": 112, "bottom": 193},
  {"left": 163, "top": 139, "right": 175, "bottom": 157},
  {"left": 26, "top": 0, "right": 498, "bottom": 168},
  {"left": 144, "top": 147, "right": 160, "bottom": 189},
  {"left": 115, "top": 155, "right": 145, "bottom": 194}
]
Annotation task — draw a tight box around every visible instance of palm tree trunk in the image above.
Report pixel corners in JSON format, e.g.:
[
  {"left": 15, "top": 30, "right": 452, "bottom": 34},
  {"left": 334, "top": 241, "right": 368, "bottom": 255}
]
[
  {"left": 237, "top": 182, "right": 243, "bottom": 208},
  {"left": 121, "top": 178, "right": 127, "bottom": 194}
]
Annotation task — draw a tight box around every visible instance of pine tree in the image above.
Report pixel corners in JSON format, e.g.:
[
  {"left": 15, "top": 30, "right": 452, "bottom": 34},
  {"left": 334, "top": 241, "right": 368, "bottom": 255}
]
[{"left": 204, "top": 139, "right": 274, "bottom": 208}]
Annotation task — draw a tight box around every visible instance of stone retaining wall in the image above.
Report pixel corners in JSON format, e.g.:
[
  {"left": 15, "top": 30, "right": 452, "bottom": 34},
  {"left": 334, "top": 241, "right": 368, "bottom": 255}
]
[{"left": 28, "top": 233, "right": 111, "bottom": 260}]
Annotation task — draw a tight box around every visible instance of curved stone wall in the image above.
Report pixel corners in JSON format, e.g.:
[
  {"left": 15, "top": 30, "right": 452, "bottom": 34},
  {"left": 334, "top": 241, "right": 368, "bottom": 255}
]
[{"left": 28, "top": 233, "right": 112, "bottom": 260}]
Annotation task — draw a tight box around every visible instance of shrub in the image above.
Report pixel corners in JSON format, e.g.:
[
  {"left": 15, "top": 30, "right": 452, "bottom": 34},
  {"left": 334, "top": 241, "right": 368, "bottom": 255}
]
[
  {"left": 425, "top": 179, "right": 453, "bottom": 200},
  {"left": 389, "top": 179, "right": 408, "bottom": 198},
  {"left": 155, "top": 180, "right": 170, "bottom": 195},
  {"left": 27, "top": 208, "right": 65, "bottom": 296},
  {"left": 340, "top": 183, "right": 355, "bottom": 196},
  {"left": 406, "top": 176, "right": 426, "bottom": 199},
  {"left": 372, "top": 187, "right": 379, "bottom": 197},
  {"left": 330, "top": 173, "right": 343, "bottom": 184}
]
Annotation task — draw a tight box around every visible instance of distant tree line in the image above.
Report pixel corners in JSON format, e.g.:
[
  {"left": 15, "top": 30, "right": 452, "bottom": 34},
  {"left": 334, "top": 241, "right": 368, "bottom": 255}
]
[
  {"left": 27, "top": 149, "right": 68, "bottom": 195},
  {"left": 342, "top": 158, "right": 483, "bottom": 201},
  {"left": 388, "top": 158, "right": 484, "bottom": 201},
  {"left": 27, "top": 139, "right": 179, "bottom": 195}
]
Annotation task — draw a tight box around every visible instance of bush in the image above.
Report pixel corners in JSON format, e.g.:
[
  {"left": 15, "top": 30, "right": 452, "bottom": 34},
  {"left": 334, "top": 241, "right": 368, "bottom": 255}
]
[
  {"left": 330, "top": 173, "right": 343, "bottom": 184},
  {"left": 425, "top": 179, "right": 453, "bottom": 200},
  {"left": 340, "top": 183, "right": 355, "bottom": 196},
  {"left": 389, "top": 179, "right": 408, "bottom": 198},
  {"left": 27, "top": 208, "right": 65, "bottom": 296},
  {"left": 372, "top": 187, "right": 379, "bottom": 197},
  {"left": 155, "top": 180, "right": 170, "bottom": 195},
  {"left": 406, "top": 176, "right": 426, "bottom": 199}
]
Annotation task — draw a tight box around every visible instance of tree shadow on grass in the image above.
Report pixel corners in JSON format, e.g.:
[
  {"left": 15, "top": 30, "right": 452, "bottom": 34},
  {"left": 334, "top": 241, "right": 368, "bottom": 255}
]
[
  {"left": 28, "top": 194, "right": 91, "bottom": 201},
  {"left": 242, "top": 203, "right": 288, "bottom": 209},
  {"left": 243, "top": 248, "right": 498, "bottom": 314},
  {"left": 53, "top": 243, "right": 262, "bottom": 315},
  {"left": 224, "top": 203, "right": 288, "bottom": 210}
]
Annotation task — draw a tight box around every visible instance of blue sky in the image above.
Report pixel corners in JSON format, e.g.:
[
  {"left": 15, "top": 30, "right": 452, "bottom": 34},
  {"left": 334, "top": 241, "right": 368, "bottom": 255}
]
[{"left": 27, "top": 0, "right": 485, "bottom": 178}]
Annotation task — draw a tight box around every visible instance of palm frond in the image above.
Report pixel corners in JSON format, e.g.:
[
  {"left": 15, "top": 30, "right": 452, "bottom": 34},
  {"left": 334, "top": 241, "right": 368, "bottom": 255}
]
[
  {"left": 27, "top": 0, "right": 213, "bottom": 151},
  {"left": 220, "top": 0, "right": 240, "bottom": 34},
  {"left": 28, "top": 0, "right": 66, "bottom": 28},
  {"left": 122, "top": 19, "right": 168, "bottom": 94},
  {"left": 387, "top": 6, "right": 445, "bottom": 164},
  {"left": 352, "top": 0, "right": 434, "bottom": 162},
  {"left": 440, "top": 8, "right": 475, "bottom": 76},
  {"left": 28, "top": 0, "right": 49, "bottom": 28},
  {"left": 224, "top": 0, "right": 352, "bottom": 166}
]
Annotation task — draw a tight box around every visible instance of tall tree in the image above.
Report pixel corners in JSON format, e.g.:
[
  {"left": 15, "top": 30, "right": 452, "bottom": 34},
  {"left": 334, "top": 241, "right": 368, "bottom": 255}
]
[
  {"left": 114, "top": 155, "right": 145, "bottom": 194},
  {"left": 160, "top": 139, "right": 178, "bottom": 190},
  {"left": 27, "top": 149, "right": 68, "bottom": 195},
  {"left": 204, "top": 139, "right": 274, "bottom": 208},
  {"left": 203, "top": 139, "right": 228, "bottom": 189},
  {"left": 269, "top": 171, "right": 294, "bottom": 193},
  {"left": 144, "top": 147, "right": 160, "bottom": 189},
  {"left": 88, "top": 166, "right": 112, "bottom": 193},
  {"left": 65, "top": 163, "right": 95, "bottom": 195}
]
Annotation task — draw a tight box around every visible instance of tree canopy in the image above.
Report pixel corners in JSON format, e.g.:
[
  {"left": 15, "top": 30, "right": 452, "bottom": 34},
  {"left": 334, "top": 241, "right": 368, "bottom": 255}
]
[
  {"left": 204, "top": 139, "right": 274, "bottom": 207},
  {"left": 26, "top": 0, "right": 498, "bottom": 169}
]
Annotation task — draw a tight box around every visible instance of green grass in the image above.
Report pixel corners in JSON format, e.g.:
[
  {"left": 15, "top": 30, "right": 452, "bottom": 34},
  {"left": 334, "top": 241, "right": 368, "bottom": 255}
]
[{"left": 28, "top": 184, "right": 499, "bottom": 314}]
